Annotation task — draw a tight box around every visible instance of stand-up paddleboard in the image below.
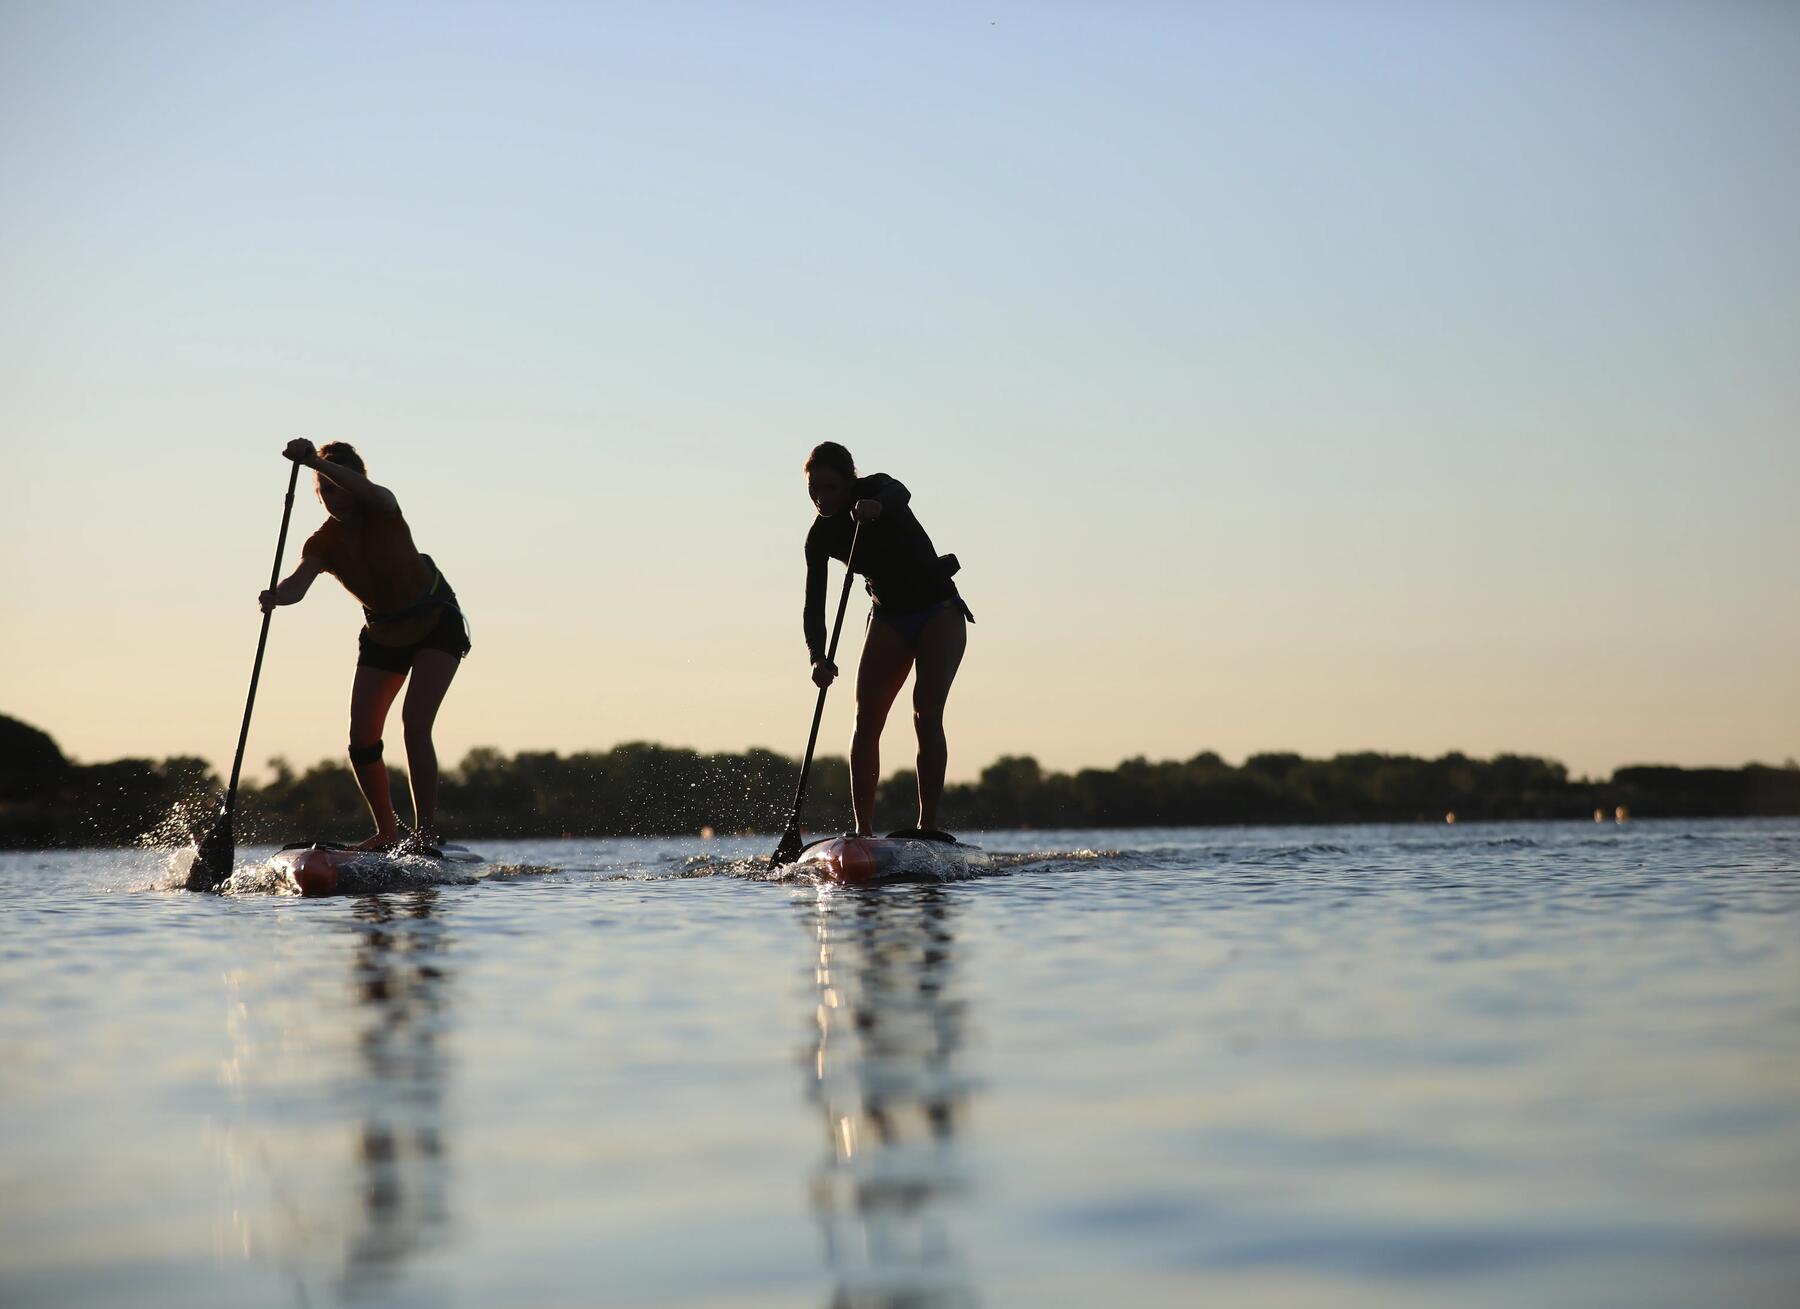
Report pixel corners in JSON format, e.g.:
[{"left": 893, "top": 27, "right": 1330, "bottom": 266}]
[
  {"left": 790, "top": 833, "right": 990, "bottom": 885},
  {"left": 268, "top": 841, "right": 486, "bottom": 897}
]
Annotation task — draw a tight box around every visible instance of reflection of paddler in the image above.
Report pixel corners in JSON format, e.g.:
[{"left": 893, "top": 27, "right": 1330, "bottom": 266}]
[
  {"left": 804, "top": 887, "right": 975, "bottom": 1304},
  {"left": 259, "top": 439, "right": 469, "bottom": 853},
  {"left": 342, "top": 891, "right": 453, "bottom": 1298},
  {"left": 801, "top": 442, "right": 972, "bottom": 841}
]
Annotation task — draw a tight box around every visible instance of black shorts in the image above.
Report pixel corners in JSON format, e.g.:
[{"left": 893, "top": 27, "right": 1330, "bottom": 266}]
[{"left": 357, "top": 604, "right": 471, "bottom": 674}]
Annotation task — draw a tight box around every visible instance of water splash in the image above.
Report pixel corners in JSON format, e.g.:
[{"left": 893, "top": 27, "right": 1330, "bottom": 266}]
[{"left": 137, "top": 793, "right": 218, "bottom": 852}]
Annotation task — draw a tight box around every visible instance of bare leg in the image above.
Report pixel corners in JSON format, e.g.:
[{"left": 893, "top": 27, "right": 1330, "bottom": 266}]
[
  {"left": 910, "top": 608, "right": 967, "bottom": 831},
  {"left": 852, "top": 618, "right": 914, "bottom": 836},
  {"left": 348, "top": 665, "right": 407, "bottom": 847},
  {"left": 400, "top": 648, "right": 460, "bottom": 844}
]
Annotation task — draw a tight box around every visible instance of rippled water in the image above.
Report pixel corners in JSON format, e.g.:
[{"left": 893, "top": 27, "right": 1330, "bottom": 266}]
[{"left": 2, "top": 820, "right": 1797, "bottom": 1307}]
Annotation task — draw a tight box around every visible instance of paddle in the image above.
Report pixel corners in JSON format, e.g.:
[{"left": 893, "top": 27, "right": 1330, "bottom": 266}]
[
  {"left": 772, "top": 521, "right": 862, "bottom": 866},
  {"left": 185, "top": 458, "right": 302, "bottom": 890}
]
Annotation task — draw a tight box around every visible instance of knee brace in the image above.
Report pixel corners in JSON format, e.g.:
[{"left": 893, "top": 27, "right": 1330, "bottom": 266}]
[{"left": 348, "top": 740, "right": 384, "bottom": 766}]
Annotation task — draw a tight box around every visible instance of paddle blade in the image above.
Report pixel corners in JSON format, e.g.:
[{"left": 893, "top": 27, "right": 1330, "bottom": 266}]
[
  {"left": 184, "top": 806, "right": 235, "bottom": 891},
  {"left": 771, "top": 827, "right": 804, "bottom": 867}
]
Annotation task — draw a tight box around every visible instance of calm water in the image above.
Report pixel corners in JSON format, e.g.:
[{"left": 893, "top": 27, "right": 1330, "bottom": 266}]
[{"left": 2, "top": 820, "right": 1798, "bottom": 1307}]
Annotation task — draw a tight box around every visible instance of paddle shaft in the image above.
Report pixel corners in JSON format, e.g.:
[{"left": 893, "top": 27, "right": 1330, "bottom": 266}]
[
  {"left": 781, "top": 521, "right": 862, "bottom": 836},
  {"left": 222, "top": 459, "right": 302, "bottom": 815}
]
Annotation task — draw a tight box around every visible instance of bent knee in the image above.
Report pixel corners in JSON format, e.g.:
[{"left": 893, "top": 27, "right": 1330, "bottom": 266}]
[
  {"left": 912, "top": 694, "right": 949, "bottom": 723},
  {"left": 913, "top": 710, "right": 947, "bottom": 737}
]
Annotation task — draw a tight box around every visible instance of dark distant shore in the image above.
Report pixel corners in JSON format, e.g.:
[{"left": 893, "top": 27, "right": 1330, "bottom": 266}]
[{"left": 3, "top": 713, "right": 1796, "bottom": 850}]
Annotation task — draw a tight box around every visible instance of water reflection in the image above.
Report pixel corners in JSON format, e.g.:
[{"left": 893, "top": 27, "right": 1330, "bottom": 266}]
[
  {"left": 801, "top": 886, "right": 979, "bottom": 1309},
  {"left": 338, "top": 891, "right": 453, "bottom": 1303},
  {"left": 217, "top": 890, "right": 454, "bottom": 1305}
]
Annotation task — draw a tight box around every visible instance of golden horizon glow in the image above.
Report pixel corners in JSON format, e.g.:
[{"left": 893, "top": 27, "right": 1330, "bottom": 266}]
[{"left": 3, "top": 5, "right": 1796, "bottom": 785}]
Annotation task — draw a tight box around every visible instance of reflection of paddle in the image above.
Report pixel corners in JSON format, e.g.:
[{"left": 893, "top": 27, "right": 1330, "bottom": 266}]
[
  {"left": 186, "top": 459, "right": 302, "bottom": 890},
  {"left": 772, "top": 522, "right": 862, "bottom": 866}
]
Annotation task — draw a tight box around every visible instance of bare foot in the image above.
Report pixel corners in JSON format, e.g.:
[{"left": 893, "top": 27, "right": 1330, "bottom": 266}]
[{"left": 350, "top": 832, "right": 398, "bottom": 852}]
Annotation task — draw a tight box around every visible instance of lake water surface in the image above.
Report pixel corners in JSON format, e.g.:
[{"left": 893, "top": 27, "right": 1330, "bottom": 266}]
[{"left": 3, "top": 819, "right": 1798, "bottom": 1307}]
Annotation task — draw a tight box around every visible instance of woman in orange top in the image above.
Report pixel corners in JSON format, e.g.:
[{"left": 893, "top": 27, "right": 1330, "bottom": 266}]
[{"left": 260, "top": 439, "right": 470, "bottom": 852}]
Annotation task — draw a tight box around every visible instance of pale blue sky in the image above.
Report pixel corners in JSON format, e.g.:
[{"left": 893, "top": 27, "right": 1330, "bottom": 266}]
[{"left": 3, "top": 1, "right": 1795, "bottom": 782}]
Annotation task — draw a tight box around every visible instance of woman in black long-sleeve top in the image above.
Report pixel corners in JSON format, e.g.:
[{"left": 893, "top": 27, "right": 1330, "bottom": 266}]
[{"left": 802, "top": 441, "right": 973, "bottom": 840}]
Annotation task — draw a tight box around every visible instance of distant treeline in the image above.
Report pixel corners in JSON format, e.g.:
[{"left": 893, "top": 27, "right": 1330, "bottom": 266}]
[{"left": 3, "top": 712, "right": 1797, "bottom": 850}]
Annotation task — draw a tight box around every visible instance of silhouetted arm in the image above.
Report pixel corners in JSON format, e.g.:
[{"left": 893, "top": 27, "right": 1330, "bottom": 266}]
[
  {"left": 283, "top": 439, "right": 401, "bottom": 515},
  {"left": 260, "top": 556, "right": 325, "bottom": 612}
]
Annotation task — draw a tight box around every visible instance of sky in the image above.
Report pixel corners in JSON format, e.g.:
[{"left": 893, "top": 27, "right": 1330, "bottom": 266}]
[{"left": 2, "top": 0, "right": 1796, "bottom": 785}]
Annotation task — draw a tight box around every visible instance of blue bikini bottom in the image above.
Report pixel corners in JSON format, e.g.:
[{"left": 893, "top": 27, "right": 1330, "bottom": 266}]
[{"left": 869, "top": 597, "right": 974, "bottom": 650}]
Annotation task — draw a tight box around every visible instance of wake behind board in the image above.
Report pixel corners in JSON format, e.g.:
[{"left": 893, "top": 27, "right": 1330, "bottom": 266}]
[
  {"left": 268, "top": 841, "right": 486, "bottom": 897},
  {"left": 790, "top": 833, "right": 990, "bottom": 885}
]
